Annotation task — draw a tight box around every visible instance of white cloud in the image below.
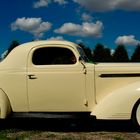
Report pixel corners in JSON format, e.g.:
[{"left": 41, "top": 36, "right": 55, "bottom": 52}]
[
  {"left": 33, "top": 0, "right": 67, "bottom": 8},
  {"left": 111, "top": 49, "right": 115, "bottom": 55},
  {"left": 76, "top": 39, "right": 83, "bottom": 43},
  {"left": 11, "top": 17, "right": 52, "bottom": 38},
  {"left": 47, "top": 36, "right": 64, "bottom": 40},
  {"left": 73, "top": 0, "right": 140, "bottom": 12},
  {"left": 115, "top": 35, "right": 140, "bottom": 46},
  {"left": 54, "top": 0, "right": 68, "bottom": 5},
  {"left": 81, "top": 13, "right": 92, "bottom": 22},
  {"left": 33, "top": 0, "right": 51, "bottom": 8},
  {"left": 54, "top": 21, "right": 103, "bottom": 38}
]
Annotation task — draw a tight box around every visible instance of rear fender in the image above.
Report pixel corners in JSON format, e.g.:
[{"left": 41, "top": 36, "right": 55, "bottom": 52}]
[{"left": 91, "top": 82, "right": 140, "bottom": 120}]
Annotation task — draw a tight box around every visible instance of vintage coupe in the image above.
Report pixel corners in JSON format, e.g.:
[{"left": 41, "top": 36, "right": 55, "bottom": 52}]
[{"left": 0, "top": 40, "right": 140, "bottom": 130}]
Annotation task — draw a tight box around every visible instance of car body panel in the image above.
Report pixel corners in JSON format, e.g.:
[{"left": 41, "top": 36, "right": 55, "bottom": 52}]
[{"left": 0, "top": 40, "right": 139, "bottom": 122}]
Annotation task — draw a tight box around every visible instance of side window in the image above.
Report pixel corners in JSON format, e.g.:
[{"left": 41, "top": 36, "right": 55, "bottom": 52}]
[{"left": 32, "top": 47, "right": 77, "bottom": 65}]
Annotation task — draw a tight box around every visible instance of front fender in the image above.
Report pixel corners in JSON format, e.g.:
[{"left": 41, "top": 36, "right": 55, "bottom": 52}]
[
  {"left": 91, "top": 81, "right": 140, "bottom": 120},
  {"left": 0, "top": 89, "right": 11, "bottom": 118}
]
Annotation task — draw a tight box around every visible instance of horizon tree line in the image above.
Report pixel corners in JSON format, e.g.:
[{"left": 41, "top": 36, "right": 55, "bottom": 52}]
[
  {"left": 79, "top": 43, "right": 140, "bottom": 63},
  {"left": 2, "top": 40, "right": 140, "bottom": 63}
]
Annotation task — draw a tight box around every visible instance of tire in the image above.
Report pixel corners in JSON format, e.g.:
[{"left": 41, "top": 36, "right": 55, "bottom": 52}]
[{"left": 132, "top": 99, "right": 140, "bottom": 131}]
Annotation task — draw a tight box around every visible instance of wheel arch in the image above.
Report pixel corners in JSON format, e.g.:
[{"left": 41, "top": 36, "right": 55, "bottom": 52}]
[
  {"left": 0, "top": 88, "right": 12, "bottom": 118},
  {"left": 91, "top": 82, "right": 140, "bottom": 120},
  {"left": 131, "top": 98, "right": 140, "bottom": 130},
  {"left": 131, "top": 98, "right": 140, "bottom": 118}
]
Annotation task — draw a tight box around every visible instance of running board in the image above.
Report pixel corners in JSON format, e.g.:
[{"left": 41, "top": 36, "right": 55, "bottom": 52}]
[{"left": 10, "top": 112, "right": 95, "bottom": 119}]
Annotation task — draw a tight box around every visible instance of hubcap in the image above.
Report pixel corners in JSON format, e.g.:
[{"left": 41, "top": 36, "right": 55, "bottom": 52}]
[{"left": 136, "top": 104, "right": 140, "bottom": 126}]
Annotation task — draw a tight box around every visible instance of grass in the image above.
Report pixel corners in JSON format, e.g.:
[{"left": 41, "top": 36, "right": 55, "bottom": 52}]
[
  {"left": 0, "top": 130, "right": 139, "bottom": 140},
  {"left": 114, "top": 136, "right": 124, "bottom": 140},
  {"left": 0, "top": 120, "right": 139, "bottom": 140}
]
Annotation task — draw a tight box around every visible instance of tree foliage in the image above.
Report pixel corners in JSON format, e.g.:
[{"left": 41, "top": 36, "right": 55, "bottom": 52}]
[
  {"left": 5, "top": 40, "right": 20, "bottom": 57},
  {"left": 93, "top": 43, "right": 112, "bottom": 62},
  {"left": 8, "top": 40, "right": 20, "bottom": 54},
  {"left": 131, "top": 44, "right": 140, "bottom": 62},
  {"left": 78, "top": 43, "right": 93, "bottom": 62},
  {"left": 112, "top": 45, "right": 129, "bottom": 62},
  {"left": 2, "top": 40, "right": 140, "bottom": 63}
]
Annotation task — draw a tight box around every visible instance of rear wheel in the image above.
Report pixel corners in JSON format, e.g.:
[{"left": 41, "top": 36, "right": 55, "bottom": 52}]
[{"left": 132, "top": 99, "right": 140, "bottom": 131}]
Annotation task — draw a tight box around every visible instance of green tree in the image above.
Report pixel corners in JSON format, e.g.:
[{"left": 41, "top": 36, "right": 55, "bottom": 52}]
[
  {"left": 5, "top": 40, "right": 20, "bottom": 57},
  {"left": 104, "top": 48, "right": 112, "bottom": 62},
  {"left": 93, "top": 43, "right": 105, "bottom": 62},
  {"left": 131, "top": 44, "right": 140, "bottom": 62},
  {"left": 112, "top": 45, "right": 129, "bottom": 62},
  {"left": 93, "top": 43, "right": 112, "bottom": 62},
  {"left": 78, "top": 43, "right": 93, "bottom": 62}
]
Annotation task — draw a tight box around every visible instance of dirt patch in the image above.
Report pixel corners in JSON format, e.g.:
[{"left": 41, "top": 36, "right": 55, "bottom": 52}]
[
  {"left": 0, "top": 119, "right": 139, "bottom": 140},
  {"left": 1, "top": 130, "right": 139, "bottom": 140}
]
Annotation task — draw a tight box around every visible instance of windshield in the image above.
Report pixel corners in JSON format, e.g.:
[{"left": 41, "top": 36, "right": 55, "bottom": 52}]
[{"left": 77, "top": 47, "right": 89, "bottom": 63}]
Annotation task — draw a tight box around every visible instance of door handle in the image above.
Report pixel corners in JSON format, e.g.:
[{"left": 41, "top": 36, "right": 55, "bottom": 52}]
[{"left": 28, "top": 74, "right": 37, "bottom": 79}]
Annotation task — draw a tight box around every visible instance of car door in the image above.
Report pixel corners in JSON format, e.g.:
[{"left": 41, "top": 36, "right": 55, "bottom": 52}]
[{"left": 27, "top": 45, "right": 87, "bottom": 112}]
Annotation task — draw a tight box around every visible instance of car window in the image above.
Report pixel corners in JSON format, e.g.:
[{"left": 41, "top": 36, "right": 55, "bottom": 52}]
[
  {"left": 77, "top": 47, "right": 89, "bottom": 63},
  {"left": 32, "top": 47, "right": 77, "bottom": 65}
]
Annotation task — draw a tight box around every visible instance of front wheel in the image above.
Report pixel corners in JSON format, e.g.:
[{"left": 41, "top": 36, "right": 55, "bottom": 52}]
[{"left": 132, "top": 99, "right": 140, "bottom": 131}]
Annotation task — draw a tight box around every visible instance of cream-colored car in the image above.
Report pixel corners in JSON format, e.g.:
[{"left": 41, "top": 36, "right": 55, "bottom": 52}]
[{"left": 0, "top": 40, "right": 140, "bottom": 130}]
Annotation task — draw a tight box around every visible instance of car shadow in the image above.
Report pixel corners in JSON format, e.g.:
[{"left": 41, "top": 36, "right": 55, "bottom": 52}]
[{"left": 0, "top": 118, "right": 137, "bottom": 132}]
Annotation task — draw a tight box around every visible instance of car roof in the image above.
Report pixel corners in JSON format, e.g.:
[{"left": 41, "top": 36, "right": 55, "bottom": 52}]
[
  {"left": 0, "top": 40, "right": 80, "bottom": 67},
  {"left": 18, "top": 40, "right": 79, "bottom": 50}
]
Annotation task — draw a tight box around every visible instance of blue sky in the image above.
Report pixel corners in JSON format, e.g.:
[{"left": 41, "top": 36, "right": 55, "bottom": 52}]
[{"left": 1, "top": 0, "right": 140, "bottom": 56}]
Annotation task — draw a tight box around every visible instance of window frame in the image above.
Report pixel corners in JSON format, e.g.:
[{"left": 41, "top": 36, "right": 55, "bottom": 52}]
[{"left": 30, "top": 45, "right": 78, "bottom": 66}]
